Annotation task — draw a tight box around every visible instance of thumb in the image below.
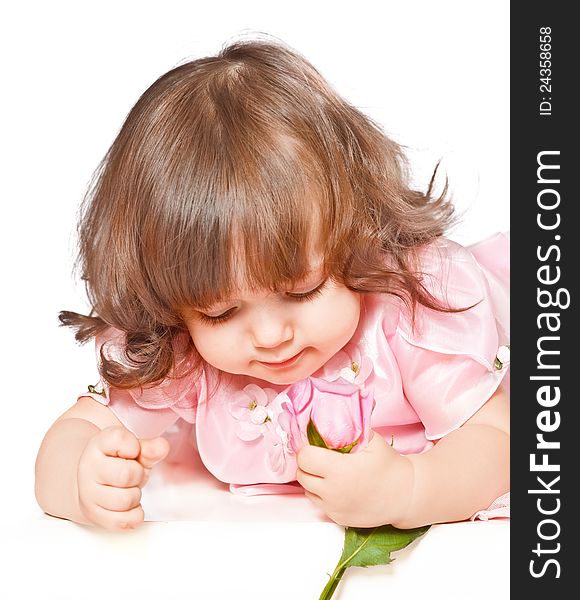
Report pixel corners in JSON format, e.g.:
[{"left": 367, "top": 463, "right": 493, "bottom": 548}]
[
  {"left": 137, "top": 436, "right": 171, "bottom": 469},
  {"left": 365, "top": 430, "right": 389, "bottom": 452}
]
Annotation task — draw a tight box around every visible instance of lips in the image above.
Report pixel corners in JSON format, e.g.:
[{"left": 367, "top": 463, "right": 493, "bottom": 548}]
[{"left": 258, "top": 349, "right": 305, "bottom": 369}]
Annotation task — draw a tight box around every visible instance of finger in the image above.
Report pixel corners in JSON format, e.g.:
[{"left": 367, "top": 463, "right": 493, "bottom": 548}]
[
  {"left": 97, "top": 426, "right": 141, "bottom": 460},
  {"left": 296, "top": 445, "right": 342, "bottom": 476},
  {"left": 96, "top": 456, "right": 144, "bottom": 488},
  {"left": 296, "top": 468, "right": 326, "bottom": 497},
  {"left": 84, "top": 502, "right": 145, "bottom": 532},
  {"left": 303, "top": 490, "right": 325, "bottom": 511},
  {"left": 94, "top": 484, "right": 142, "bottom": 512},
  {"left": 139, "top": 469, "right": 152, "bottom": 489},
  {"left": 364, "top": 431, "right": 389, "bottom": 452},
  {"left": 137, "top": 437, "right": 171, "bottom": 470}
]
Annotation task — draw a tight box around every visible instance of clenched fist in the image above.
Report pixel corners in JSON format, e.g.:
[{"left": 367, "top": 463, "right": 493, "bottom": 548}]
[{"left": 77, "top": 425, "right": 170, "bottom": 531}]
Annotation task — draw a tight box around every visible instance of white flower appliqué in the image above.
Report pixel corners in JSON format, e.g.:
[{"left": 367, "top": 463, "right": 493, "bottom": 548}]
[
  {"left": 494, "top": 345, "right": 511, "bottom": 370},
  {"left": 228, "top": 384, "right": 275, "bottom": 441},
  {"left": 339, "top": 361, "right": 362, "bottom": 383},
  {"left": 228, "top": 385, "right": 294, "bottom": 473},
  {"left": 266, "top": 421, "right": 293, "bottom": 473},
  {"left": 320, "top": 348, "right": 373, "bottom": 386}
]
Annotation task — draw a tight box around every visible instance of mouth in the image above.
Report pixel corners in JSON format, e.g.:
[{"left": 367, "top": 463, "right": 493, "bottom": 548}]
[{"left": 258, "top": 349, "right": 306, "bottom": 369}]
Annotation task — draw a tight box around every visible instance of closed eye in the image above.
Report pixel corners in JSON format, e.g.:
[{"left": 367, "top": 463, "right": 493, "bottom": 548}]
[
  {"left": 285, "top": 278, "right": 328, "bottom": 301},
  {"left": 197, "top": 307, "right": 237, "bottom": 326},
  {"left": 197, "top": 279, "right": 328, "bottom": 326}
]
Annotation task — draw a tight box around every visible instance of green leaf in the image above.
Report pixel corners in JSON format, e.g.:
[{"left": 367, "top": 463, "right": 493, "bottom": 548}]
[
  {"left": 307, "top": 419, "right": 329, "bottom": 449},
  {"left": 319, "top": 524, "right": 430, "bottom": 600},
  {"left": 341, "top": 524, "right": 430, "bottom": 568}
]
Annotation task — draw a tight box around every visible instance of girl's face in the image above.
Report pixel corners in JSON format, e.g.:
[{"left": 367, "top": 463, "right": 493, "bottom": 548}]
[{"left": 182, "top": 261, "right": 361, "bottom": 385}]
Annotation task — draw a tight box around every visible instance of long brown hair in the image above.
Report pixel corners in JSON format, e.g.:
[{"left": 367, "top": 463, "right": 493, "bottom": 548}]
[{"left": 60, "top": 37, "right": 461, "bottom": 391}]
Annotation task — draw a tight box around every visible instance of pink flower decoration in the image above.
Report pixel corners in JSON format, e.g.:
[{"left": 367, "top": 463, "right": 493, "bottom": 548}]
[{"left": 282, "top": 376, "right": 375, "bottom": 453}]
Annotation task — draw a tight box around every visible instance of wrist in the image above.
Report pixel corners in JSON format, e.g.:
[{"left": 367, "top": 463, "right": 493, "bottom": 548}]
[
  {"left": 35, "top": 418, "right": 99, "bottom": 527},
  {"left": 387, "top": 453, "right": 416, "bottom": 529}
]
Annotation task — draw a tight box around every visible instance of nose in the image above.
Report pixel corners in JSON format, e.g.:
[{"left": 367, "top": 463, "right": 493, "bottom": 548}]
[{"left": 250, "top": 305, "right": 294, "bottom": 350}]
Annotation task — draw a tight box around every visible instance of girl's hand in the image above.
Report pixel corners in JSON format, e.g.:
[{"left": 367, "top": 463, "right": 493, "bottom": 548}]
[
  {"left": 77, "top": 425, "right": 170, "bottom": 531},
  {"left": 296, "top": 432, "right": 414, "bottom": 528}
]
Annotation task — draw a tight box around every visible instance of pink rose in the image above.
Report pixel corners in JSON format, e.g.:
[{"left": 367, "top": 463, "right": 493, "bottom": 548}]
[{"left": 281, "top": 376, "right": 375, "bottom": 453}]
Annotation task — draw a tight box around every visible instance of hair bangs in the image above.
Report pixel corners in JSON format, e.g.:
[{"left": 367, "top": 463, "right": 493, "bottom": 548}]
[{"left": 145, "top": 133, "right": 343, "bottom": 317}]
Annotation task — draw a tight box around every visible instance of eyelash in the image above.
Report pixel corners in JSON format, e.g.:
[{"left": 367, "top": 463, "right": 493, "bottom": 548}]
[{"left": 197, "top": 280, "right": 327, "bottom": 326}]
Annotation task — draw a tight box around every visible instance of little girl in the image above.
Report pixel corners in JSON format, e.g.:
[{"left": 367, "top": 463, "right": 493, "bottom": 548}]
[{"left": 35, "top": 39, "right": 510, "bottom": 532}]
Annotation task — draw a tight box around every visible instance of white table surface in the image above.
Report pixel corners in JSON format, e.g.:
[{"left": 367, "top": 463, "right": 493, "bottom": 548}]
[{"left": 4, "top": 446, "right": 509, "bottom": 600}]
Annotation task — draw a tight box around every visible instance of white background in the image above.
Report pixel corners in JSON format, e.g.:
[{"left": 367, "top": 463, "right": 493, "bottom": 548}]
[{"left": 0, "top": 1, "right": 509, "bottom": 597}]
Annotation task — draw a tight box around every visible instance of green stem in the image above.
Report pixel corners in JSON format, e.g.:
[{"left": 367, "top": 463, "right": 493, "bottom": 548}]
[
  {"left": 318, "top": 528, "right": 375, "bottom": 599},
  {"left": 319, "top": 566, "right": 347, "bottom": 600}
]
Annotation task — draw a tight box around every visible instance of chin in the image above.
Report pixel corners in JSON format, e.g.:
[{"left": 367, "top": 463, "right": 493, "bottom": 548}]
[
  {"left": 279, "top": 375, "right": 309, "bottom": 385},
  {"left": 253, "top": 372, "right": 300, "bottom": 386},
  {"left": 255, "top": 362, "right": 322, "bottom": 386}
]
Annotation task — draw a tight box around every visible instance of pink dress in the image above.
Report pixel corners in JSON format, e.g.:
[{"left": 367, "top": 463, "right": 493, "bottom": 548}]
[{"left": 80, "top": 233, "right": 510, "bottom": 521}]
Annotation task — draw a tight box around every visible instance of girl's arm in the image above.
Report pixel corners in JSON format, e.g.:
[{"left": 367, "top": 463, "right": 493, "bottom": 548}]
[
  {"left": 34, "top": 397, "right": 125, "bottom": 525},
  {"left": 395, "top": 385, "right": 510, "bottom": 528}
]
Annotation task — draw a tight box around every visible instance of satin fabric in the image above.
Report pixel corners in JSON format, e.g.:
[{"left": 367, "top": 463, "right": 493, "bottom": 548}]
[{"left": 80, "top": 233, "right": 510, "bottom": 519}]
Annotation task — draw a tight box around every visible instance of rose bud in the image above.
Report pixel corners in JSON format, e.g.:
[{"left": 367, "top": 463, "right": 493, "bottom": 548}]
[{"left": 283, "top": 376, "right": 375, "bottom": 454}]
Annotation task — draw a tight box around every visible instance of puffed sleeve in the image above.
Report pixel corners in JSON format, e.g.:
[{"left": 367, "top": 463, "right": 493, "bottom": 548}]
[
  {"left": 78, "top": 327, "right": 202, "bottom": 439},
  {"left": 386, "top": 237, "right": 510, "bottom": 441}
]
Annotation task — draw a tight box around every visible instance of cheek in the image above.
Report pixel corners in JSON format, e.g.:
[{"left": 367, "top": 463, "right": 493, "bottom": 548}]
[
  {"left": 335, "top": 292, "right": 362, "bottom": 341},
  {"left": 186, "top": 323, "right": 236, "bottom": 368},
  {"left": 333, "top": 290, "right": 361, "bottom": 328},
  {"left": 306, "top": 289, "right": 361, "bottom": 345}
]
